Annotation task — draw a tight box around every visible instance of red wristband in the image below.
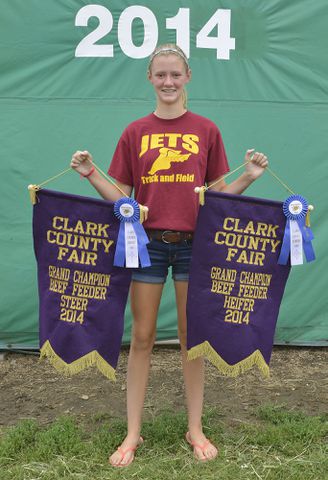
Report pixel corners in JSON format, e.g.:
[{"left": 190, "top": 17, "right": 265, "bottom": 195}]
[{"left": 81, "top": 166, "right": 95, "bottom": 178}]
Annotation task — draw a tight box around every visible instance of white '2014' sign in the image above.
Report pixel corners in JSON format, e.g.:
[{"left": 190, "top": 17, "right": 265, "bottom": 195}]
[{"left": 75, "top": 5, "right": 235, "bottom": 60}]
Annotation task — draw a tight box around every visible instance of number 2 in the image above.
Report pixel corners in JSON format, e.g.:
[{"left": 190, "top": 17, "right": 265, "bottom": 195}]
[{"left": 75, "top": 5, "right": 113, "bottom": 57}]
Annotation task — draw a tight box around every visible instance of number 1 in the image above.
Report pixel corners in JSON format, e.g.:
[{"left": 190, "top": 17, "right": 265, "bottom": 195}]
[{"left": 166, "top": 8, "right": 190, "bottom": 58}]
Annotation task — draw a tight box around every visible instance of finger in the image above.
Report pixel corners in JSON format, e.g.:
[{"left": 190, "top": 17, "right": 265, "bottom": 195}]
[
  {"left": 252, "top": 152, "right": 266, "bottom": 163},
  {"left": 74, "top": 150, "right": 88, "bottom": 159},
  {"left": 82, "top": 151, "right": 93, "bottom": 163},
  {"left": 258, "top": 155, "right": 268, "bottom": 165},
  {"left": 72, "top": 151, "right": 83, "bottom": 161},
  {"left": 262, "top": 158, "right": 269, "bottom": 167},
  {"left": 245, "top": 148, "right": 255, "bottom": 160},
  {"left": 258, "top": 157, "right": 268, "bottom": 168}
]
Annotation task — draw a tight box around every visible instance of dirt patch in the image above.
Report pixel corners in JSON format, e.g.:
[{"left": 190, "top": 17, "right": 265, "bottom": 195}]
[{"left": 0, "top": 346, "right": 327, "bottom": 428}]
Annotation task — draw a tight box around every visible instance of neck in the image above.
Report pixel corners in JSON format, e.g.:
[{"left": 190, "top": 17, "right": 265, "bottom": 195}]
[{"left": 154, "top": 102, "right": 186, "bottom": 119}]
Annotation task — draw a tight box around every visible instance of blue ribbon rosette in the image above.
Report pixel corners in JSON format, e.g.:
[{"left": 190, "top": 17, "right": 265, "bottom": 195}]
[
  {"left": 113, "top": 198, "right": 151, "bottom": 268},
  {"left": 278, "top": 195, "right": 315, "bottom": 265}
]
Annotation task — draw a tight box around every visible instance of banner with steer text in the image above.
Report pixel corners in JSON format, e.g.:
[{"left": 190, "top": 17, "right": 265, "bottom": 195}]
[
  {"left": 187, "top": 191, "right": 291, "bottom": 377},
  {"left": 33, "top": 189, "right": 132, "bottom": 380}
]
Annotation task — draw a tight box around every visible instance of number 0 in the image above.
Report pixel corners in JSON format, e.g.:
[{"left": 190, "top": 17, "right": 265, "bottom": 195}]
[{"left": 118, "top": 6, "right": 158, "bottom": 59}]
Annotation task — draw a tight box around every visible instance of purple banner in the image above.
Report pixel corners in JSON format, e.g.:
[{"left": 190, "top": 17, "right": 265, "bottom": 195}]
[
  {"left": 187, "top": 191, "right": 291, "bottom": 377},
  {"left": 33, "top": 189, "right": 132, "bottom": 380}
]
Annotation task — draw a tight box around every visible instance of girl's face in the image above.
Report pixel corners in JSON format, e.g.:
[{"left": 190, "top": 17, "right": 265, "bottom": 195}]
[{"left": 148, "top": 54, "right": 191, "bottom": 107}]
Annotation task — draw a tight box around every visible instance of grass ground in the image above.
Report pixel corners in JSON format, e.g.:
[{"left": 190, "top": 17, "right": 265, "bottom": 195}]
[{"left": 0, "top": 405, "right": 327, "bottom": 480}]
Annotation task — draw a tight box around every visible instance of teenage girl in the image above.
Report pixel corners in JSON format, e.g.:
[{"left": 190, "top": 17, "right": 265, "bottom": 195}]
[{"left": 71, "top": 43, "right": 268, "bottom": 467}]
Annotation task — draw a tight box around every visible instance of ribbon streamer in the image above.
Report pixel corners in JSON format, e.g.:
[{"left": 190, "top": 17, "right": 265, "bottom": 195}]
[
  {"left": 278, "top": 195, "right": 315, "bottom": 266},
  {"left": 113, "top": 198, "right": 151, "bottom": 268}
]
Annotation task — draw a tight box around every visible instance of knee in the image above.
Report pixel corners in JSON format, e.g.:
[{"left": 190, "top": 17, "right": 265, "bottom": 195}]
[{"left": 131, "top": 329, "right": 155, "bottom": 353}]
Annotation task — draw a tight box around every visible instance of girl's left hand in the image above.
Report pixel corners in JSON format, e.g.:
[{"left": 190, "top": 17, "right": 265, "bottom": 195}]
[{"left": 244, "top": 149, "right": 269, "bottom": 180}]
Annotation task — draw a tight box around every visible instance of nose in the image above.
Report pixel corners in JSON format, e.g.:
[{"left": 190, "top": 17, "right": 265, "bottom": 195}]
[{"left": 163, "top": 75, "right": 174, "bottom": 86}]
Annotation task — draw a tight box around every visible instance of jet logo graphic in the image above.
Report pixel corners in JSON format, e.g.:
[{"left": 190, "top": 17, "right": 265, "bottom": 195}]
[{"left": 148, "top": 147, "right": 191, "bottom": 175}]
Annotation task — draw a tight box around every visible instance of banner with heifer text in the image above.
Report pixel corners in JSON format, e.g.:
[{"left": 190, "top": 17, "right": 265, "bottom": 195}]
[
  {"left": 187, "top": 191, "right": 291, "bottom": 377},
  {"left": 33, "top": 189, "right": 132, "bottom": 380}
]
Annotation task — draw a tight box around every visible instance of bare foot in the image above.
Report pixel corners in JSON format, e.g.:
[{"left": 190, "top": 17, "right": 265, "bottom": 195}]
[
  {"left": 185, "top": 431, "right": 218, "bottom": 461},
  {"left": 109, "top": 436, "right": 143, "bottom": 467}
]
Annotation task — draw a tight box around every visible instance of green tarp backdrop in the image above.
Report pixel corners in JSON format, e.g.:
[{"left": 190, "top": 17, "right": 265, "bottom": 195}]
[{"left": 0, "top": 0, "right": 327, "bottom": 348}]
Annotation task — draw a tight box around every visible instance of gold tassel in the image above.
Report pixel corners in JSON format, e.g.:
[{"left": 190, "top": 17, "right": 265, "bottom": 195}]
[
  {"left": 187, "top": 341, "right": 270, "bottom": 378},
  {"left": 28, "top": 184, "right": 40, "bottom": 205},
  {"left": 200, "top": 186, "right": 206, "bottom": 206},
  {"left": 139, "top": 205, "right": 144, "bottom": 224},
  {"left": 306, "top": 205, "right": 314, "bottom": 227},
  {"left": 139, "top": 204, "right": 148, "bottom": 224},
  {"left": 194, "top": 186, "right": 206, "bottom": 206},
  {"left": 40, "top": 340, "right": 117, "bottom": 381}
]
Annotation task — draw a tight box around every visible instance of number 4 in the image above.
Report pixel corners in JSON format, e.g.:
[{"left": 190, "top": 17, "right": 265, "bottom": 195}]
[{"left": 196, "top": 9, "right": 235, "bottom": 60}]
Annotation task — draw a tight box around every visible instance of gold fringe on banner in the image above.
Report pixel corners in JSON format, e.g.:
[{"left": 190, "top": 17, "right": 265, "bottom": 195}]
[
  {"left": 187, "top": 341, "right": 270, "bottom": 378},
  {"left": 40, "top": 340, "right": 116, "bottom": 381}
]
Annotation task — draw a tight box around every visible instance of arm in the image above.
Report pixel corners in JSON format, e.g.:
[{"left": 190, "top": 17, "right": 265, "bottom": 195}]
[
  {"left": 71, "top": 150, "right": 132, "bottom": 201},
  {"left": 209, "top": 149, "right": 268, "bottom": 194}
]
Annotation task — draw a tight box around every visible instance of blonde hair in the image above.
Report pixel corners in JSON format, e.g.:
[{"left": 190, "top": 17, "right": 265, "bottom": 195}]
[
  {"left": 148, "top": 43, "right": 190, "bottom": 109},
  {"left": 148, "top": 43, "right": 190, "bottom": 73}
]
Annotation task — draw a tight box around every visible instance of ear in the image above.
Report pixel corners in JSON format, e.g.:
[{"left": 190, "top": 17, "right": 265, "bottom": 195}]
[
  {"left": 186, "top": 68, "right": 192, "bottom": 84},
  {"left": 147, "top": 70, "right": 153, "bottom": 83}
]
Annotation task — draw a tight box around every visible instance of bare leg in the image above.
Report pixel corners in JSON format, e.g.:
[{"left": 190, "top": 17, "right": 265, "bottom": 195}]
[
  {"left": 109, "top": 281, "right": 164, "bottom": 467},
  {"left": 175, "top": 281, "right": 218, "bottom": 461}
]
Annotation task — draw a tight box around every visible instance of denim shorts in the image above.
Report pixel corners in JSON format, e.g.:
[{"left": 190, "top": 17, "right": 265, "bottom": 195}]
[{"left": 132, "top": 239, "right": 193, "bottom": 283}]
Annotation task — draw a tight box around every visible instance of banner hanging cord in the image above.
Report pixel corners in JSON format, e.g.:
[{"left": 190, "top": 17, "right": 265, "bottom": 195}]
[
  {"left": 265, "top": 166, "right": 295, "bottom": 196},
  {"left": 29, "top": 159, "right": 296, "bottom": 197},
  {"left": 196, "top": 159, "right": 297, "bottom": 206},
  {"left": 92, "top": 162, "right": 129, "bottom": 198},
  {"left": 38, "top": 167, "right": 73, "bottom": 188},
  {"left": 28, "top": 163, "right": 127, "bottom": 205},
  {"left": 27, "top": 162, "right": 148, "bottom": 223},
  {"left": 195, "top": 159, "right": 314, "bottom": 225},
  {"left": 91, "top": 164, "right": 148, "bottom": 222},
  {"left": 27, "top": 159, "right": 311, "bottom": 223},
  {"left": 207, "top": 159, "right": 295, "bottom": 195}
]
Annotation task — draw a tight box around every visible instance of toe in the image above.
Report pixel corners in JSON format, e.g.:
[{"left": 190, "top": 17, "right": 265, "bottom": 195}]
[
  {"left": 109, "top": 437, "right": 142, "bottom": 467},
  {"left": 203, "top": 443, "right": 218, "bottom": 461},
  {"left": 195, "top": 447, "right": 207, "bottom": 461},
  {"left": 109, "top": 450, "right": 121, "bottom": 466},
  {"left": 120, "top": 451, "right": 134, "bottom": 467}
]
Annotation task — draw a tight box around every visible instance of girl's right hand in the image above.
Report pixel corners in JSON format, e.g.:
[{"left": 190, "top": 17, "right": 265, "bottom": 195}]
[{"left": 71, "top": 150, "right": 94, "bottom": 176}]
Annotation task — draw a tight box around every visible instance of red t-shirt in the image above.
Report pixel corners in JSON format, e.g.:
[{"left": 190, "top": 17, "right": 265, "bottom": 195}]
[{"left": 108, "top": 111, "right": 229, "bottom": 231}]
